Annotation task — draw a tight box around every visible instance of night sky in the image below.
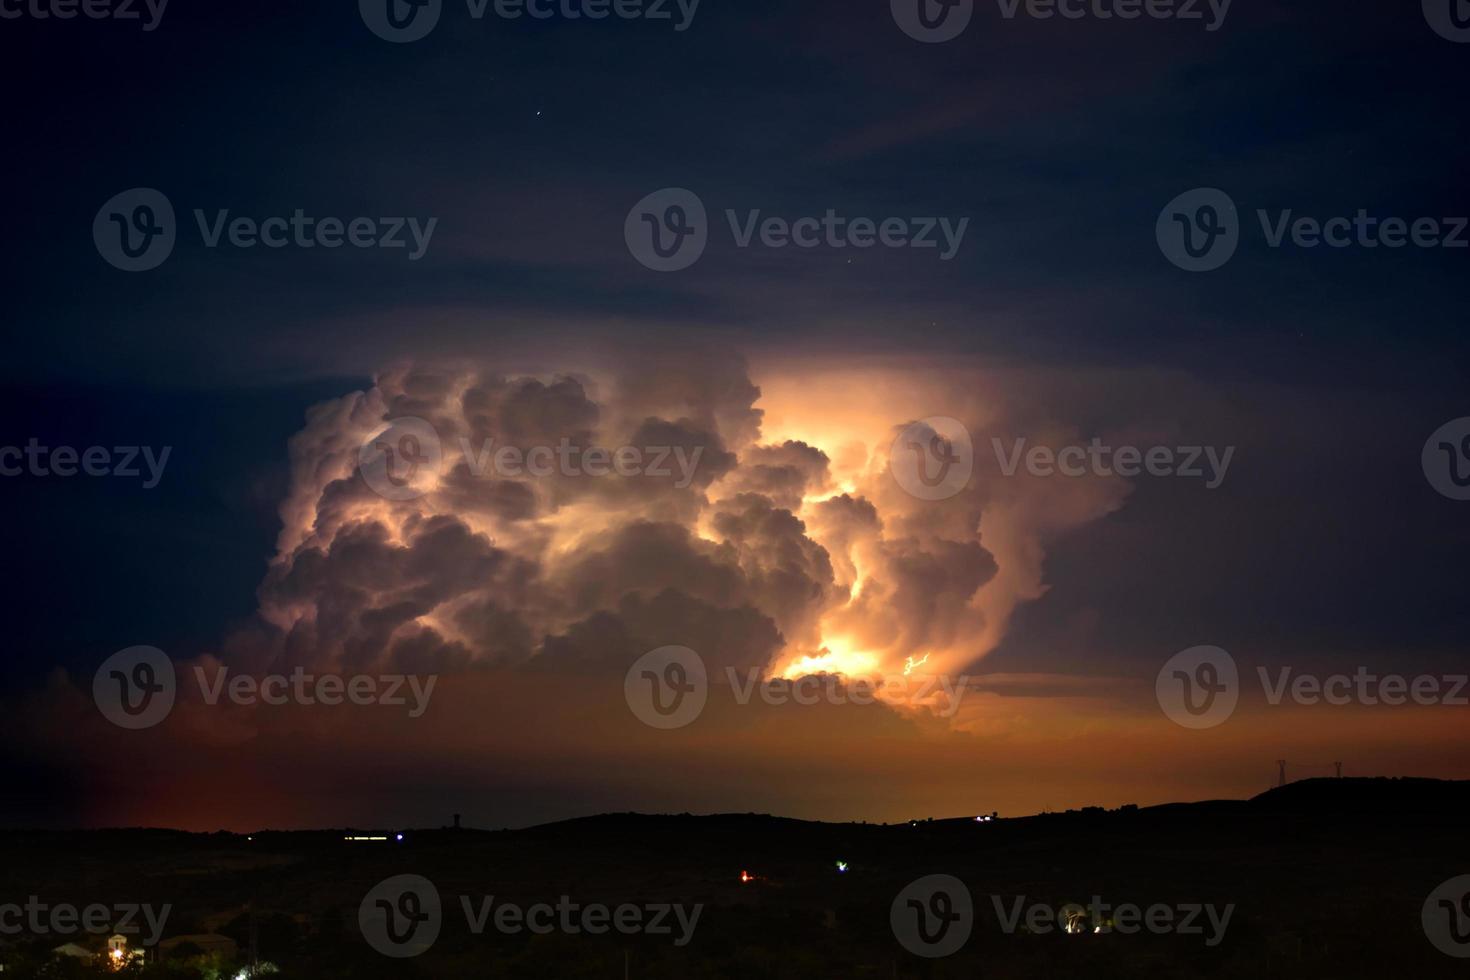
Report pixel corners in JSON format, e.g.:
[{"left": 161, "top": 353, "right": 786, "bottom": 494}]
[{"left": 2, "top": 0, "right": 1468, "bottom": 830}]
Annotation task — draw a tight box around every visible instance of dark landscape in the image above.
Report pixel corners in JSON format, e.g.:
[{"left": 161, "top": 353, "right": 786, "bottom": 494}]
[{"left": 3, "top": 778, "right": 1467, "bottom": 978}]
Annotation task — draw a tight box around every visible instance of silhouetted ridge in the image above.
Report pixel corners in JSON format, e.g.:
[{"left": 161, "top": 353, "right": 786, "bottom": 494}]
[{"left": 1251, "top": 776, "right": 1470, "bottom": 811}]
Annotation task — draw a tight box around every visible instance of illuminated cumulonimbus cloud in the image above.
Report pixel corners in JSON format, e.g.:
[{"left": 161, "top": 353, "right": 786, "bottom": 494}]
[{"left": 249, "top": 347, "right": 1129, "bottom": 701}]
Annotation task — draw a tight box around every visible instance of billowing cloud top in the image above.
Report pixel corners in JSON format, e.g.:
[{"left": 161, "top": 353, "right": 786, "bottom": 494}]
[{"left": 242, "top": 349, "right": 1129, "bottom": 698}]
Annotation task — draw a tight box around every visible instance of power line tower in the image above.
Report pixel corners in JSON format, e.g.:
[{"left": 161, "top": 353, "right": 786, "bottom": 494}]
[{"left": 1276, "top": 760, "right": 1345, "bottom": 787}]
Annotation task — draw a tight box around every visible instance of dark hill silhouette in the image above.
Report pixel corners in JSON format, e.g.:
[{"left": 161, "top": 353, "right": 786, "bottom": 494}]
[
  {"left": 1251, "top": 776, "right": 1470, "bottom": 812},
  {"left": 3, "top": 781, "right": 1469, "bottom": 978}
]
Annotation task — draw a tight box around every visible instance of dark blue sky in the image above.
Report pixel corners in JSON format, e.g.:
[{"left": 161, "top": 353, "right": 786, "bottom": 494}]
[{"left": 2, "top": 1, "right": 1467, "bottom": 703}]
